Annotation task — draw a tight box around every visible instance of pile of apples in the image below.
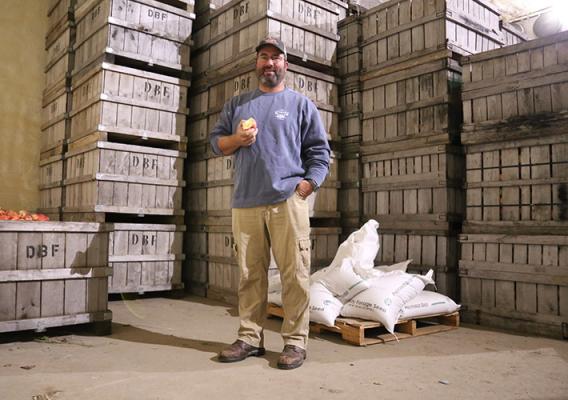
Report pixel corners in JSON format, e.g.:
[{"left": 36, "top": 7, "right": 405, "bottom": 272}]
[{"left": 0, "top": 208, "right": 50, "bottom": 221}]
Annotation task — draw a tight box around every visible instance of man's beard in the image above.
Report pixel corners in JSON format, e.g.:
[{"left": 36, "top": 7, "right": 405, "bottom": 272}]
[{"left": 257, "top": 67, "right": 284, "bottom": 87}]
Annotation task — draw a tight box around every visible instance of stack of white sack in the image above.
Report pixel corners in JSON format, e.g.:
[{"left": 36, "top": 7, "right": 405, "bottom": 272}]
[
  {"left": 266, "top": 219, "right": 460, "bottom": 332},
  {"left": 340, "top": 269, "right": 435, "bottom": 333}
]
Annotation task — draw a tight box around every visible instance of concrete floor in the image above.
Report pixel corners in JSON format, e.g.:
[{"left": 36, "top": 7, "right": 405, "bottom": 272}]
[{"left": 1, "top": 295, "right": 567, "bottom": 400}]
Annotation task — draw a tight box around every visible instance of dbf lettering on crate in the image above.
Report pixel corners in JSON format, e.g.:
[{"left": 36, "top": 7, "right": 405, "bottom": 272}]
[
  {"left": 233, "top": 2, "right": 249, "bottom": 19},
  {"left": 26, "top": 244, "right": 61, "bottom": 259},
  {"left": 130, "top": 232, "right": 157, "bottom": 247}
]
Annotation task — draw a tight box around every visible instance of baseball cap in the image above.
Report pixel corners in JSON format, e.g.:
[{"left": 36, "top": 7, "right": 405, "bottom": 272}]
[{"left": 255, "top": 36, "right": 287, "bottom": 59}]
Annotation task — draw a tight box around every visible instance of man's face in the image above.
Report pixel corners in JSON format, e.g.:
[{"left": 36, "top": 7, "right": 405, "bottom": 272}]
[{"left": 256, "top": 45, "right": 288, "bottom": 88}]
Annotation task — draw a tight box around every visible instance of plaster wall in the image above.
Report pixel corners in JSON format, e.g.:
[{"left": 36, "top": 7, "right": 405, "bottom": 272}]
[{"left": 0, "top": 1, "right": 47, "bottom": 210}]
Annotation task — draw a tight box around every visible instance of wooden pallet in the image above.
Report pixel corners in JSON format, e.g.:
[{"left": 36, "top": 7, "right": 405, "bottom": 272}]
[{"left": 267, "top": 303, "right": 459, "bottom": 346}]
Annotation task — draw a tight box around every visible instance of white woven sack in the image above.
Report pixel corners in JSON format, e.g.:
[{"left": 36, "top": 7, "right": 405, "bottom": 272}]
[
  {"left": 327, "top": 219, "right": 380, "bottom": 271},
  {"left": 309, "top": 282, "right": 343, "bottom": 327},
  {"left": 312, "top": 258, "right": 370, "bottom": 303},
  {"left": 375, "top": 259, "right": 412, "bottom": 274},
  {"left": 268, "top": 272, "right": 281, "bottom": 293},
  {"left": 267, "top": 291, "right": 282, "bottom": 306},
  {"left": 355, "top": 259, "right": 412, "bottom": 280},
  {"left": 399, "top": 290, "right": 460, "bottom": 320},
  {"left": 341, "top": 270, "right": 434, "bottom": 333}
]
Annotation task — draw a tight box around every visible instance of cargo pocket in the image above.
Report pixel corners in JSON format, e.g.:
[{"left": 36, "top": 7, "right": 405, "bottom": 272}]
[{"left": 298, "top": 238, "right": 311, "bottom": 275}]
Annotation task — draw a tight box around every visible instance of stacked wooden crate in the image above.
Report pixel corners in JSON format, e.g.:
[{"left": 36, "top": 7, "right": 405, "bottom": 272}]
[
  {"left": 58, "top": 0, "right": 195, "bottom": 295},
  {"left": 185, "top": 0, "right": 348, "bottom": 302},
  {"left": 459, "top": 31, "right": 568, "bottom": 339},
  {"left": 40, "top": 0, "right": 76, "bottom": 221},
  {"left": 337, "top": 9, "right": 363, "bottom": 240},
  {"left": 354, "top": 0, "right": 517, "bottom": 298}
]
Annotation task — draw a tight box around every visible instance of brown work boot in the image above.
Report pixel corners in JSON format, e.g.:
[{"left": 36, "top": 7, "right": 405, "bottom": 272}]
[
  {"left": 218, "top": 340, "right": 265, "bottom": 363},
  {"left": 277, "top": 345, "right": 306, "bottom": 370}
]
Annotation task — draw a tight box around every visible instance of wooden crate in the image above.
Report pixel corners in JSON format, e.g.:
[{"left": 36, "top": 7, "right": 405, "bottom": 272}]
[
  {"left": 0, "top": 221, "right": 111, "bottom": 334},
  {"left": 361, "top": 0, "right": 503, "bottom": 73},
  {"left": 39, "top": 153, "right": 65, "bottom": 220},
  {"left": 339, "top": 110, "right": 362, "bottom": 141},
  {"left": 184, "top": 257, "right": 208, "bottom": 297},
  {"left": 206, "top": 259, "right": 240, "bottom": 305},
  {"left": 186, "top": 150, "right": 340, "bottom": 219},
  {"left": 69, "top": 62, "right": 189, "bottom": 148},
  {"left": 42, "top": 22, "right": 72, "bottom": 156},
  {"left": 267, "top": 303, "right": 459, "bottom": 346},
  {"left": 500, "top": 21, "right": 528, "bottom": 47},
  {"left": 108, "top": 223, "right": 184, "bottom": 293},
  {"left": 41, "top": 85, "right": 71, "bottom": 154},
  {"left": 360, "top": 50, "right": 462, "bottom": 147},
  {"left": 73, "top": 0, "right": 195, "bottom": 74},
  {"left": 361, "top": 144, "right": 465, "bottom": 231},
  {"left": 338, "top": 14, "right": 362, "bottom": 77},
  {"left": 339, "top": 76, "right": 362, "bottom": 141},
  {"left": 191, "top": 0, "right": 347, "bottom": 74},
  {"left": 462, "top": 30, "right": 568, "bottom": 128},
  {"left": 63, "top": 141, "right": 185, "bottom": 218},
  {"left": 188, "top": 60, "right": 340, "bottom": 143},
  {"left": 464, "top": 134, "right": 568, "bottom": 227},
  {"left": 377, "top": 230, "right": 459, "bottom": 298},
  {"left": 339, "top": 77, "right": 361, "bottom": 115},
  {"left": 48, "top": 0, "right": 74, "bottom": 38},
  {"left": 459, "top": 233, "right": 568, "bottom": 339},
  {"left": 338, "top": 153, "right": 362, "bottom": 230},
  {"left": 45, "top": 28, "right": 74, "bottom": 98}
]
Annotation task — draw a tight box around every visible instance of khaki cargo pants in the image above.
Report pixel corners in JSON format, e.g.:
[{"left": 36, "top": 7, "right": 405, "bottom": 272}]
[{"left": 232, "top": 192, "right": 311, "bottom": 350}]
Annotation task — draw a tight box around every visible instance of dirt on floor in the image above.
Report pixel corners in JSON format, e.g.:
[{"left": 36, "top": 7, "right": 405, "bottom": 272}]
[{"left": 1, "top": 295, "right": 567, "bottom": 400}]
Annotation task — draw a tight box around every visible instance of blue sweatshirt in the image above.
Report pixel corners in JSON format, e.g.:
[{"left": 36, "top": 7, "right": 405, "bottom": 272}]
[{"left": 210, "top": 88, "right": 331, "bottom": 208}]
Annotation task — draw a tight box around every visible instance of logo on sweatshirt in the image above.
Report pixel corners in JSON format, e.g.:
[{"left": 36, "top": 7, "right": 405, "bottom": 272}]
[{"left": 274, "top": 109, "right": 289, "bottom": 120}]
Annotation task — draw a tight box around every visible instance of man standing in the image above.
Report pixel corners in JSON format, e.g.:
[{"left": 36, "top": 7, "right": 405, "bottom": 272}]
[{"left": 209, "top": 37, "right": 330, "bottom": 370}]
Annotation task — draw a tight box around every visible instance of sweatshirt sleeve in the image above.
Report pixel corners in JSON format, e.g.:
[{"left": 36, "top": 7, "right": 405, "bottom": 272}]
[
  {"left": 209, "top": 99, "right": 234, "bottom": 156},
  {"left": 301, "top": 100, "right": 331, "bottom": 188}
]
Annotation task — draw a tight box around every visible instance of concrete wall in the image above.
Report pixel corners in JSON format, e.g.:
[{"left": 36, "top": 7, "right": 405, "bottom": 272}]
[{"left": 0, "top": 1, "right": 47, "bottom": 210}]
